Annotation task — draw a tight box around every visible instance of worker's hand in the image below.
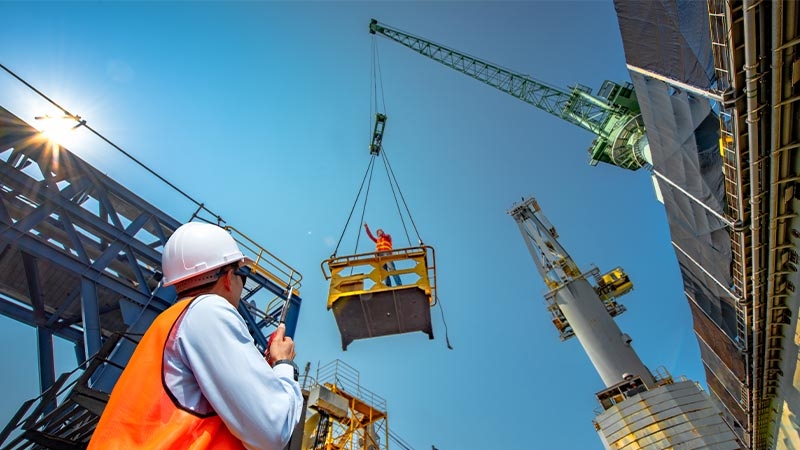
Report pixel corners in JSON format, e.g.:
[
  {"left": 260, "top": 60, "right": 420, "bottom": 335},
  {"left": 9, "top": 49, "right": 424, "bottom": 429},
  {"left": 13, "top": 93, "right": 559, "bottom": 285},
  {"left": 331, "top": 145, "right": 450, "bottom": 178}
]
[
  {"left": 265, "top": 324, "right": 295, "bottom": 366},
  {"left": 363, "top": 223, "right": 368, "bottom": 229}
]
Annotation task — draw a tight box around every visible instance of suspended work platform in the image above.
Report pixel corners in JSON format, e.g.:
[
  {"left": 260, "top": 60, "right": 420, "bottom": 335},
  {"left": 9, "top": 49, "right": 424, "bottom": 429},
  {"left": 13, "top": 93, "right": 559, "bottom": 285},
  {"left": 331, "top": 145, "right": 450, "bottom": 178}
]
[{"left": 321, "top": 246, "right": 436, "bottom": 350}]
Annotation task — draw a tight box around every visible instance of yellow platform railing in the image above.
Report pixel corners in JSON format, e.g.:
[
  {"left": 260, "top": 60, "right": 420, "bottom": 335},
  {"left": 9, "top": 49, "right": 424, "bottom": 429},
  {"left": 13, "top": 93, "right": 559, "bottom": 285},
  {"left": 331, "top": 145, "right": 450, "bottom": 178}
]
[{"left": 321, "top": 245, "right": 436, "bottom": 309}]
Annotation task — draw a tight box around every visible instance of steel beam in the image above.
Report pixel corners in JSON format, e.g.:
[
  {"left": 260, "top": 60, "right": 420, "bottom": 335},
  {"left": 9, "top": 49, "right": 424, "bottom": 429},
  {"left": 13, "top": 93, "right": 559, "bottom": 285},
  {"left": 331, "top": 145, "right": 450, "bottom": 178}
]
[{"left": 0, "top": 299, "right": 83, "bottom": 344}]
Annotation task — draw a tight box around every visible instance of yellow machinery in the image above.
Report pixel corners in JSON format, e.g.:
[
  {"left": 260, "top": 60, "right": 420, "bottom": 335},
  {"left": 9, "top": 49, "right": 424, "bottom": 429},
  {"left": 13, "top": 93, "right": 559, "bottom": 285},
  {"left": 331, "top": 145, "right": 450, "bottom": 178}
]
[
  {"left": 321, "top": 245, "right": 436, "bottom": 350},
  {"left": 594, "top": 267, "right": 633, "bottom": 301},
  {"left": 547, "top": 266, "right": 633, "bottom": 342},
  {"left": 302, "top": 360, "right": 390, "bottom": 450}
]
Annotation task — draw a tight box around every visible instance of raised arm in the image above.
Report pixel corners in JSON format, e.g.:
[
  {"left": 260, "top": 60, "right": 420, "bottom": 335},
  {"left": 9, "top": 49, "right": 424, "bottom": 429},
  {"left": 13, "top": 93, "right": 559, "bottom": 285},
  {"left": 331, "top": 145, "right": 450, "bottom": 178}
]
[{"left": 364, "top": 223, "right": 377, "bottom": 242}]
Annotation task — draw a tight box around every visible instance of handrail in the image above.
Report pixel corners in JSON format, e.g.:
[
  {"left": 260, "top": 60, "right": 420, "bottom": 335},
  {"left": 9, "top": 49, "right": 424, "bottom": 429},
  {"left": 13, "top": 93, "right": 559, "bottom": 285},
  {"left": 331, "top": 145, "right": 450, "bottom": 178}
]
[
  {"left": 224, "top": 225, "right": 302, "bottom": 296},
  {"left": 321, "top": 245, "right": 437, "bottom": 307},
  {"left": 322, "top": 245, "right": 429, "bottom": 275}
]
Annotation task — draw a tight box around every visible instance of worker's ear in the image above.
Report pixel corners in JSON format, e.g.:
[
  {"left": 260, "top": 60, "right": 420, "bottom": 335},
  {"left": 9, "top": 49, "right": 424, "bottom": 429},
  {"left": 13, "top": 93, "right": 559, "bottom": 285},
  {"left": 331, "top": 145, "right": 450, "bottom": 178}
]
[{"left": 219, "top": 269, "right": 232, "bottom": 291}]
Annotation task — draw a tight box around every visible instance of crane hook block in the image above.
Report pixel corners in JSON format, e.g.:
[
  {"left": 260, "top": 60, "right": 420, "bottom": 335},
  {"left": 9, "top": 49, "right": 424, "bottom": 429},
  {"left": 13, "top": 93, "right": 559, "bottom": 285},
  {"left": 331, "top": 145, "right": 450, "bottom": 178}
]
[{"left": 369, "top": 113, "right": 387, "bottom": 155}]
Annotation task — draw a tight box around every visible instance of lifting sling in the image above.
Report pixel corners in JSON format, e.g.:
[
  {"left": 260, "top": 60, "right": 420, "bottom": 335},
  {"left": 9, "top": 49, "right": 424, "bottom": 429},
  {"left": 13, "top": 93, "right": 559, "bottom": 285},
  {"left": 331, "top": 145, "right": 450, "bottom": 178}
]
[
  {"left": 322, "top": 245, "right": 436, "bottom": 350},
  {"left": 322, "top": 112, "right": 437, "bottom": 350}
]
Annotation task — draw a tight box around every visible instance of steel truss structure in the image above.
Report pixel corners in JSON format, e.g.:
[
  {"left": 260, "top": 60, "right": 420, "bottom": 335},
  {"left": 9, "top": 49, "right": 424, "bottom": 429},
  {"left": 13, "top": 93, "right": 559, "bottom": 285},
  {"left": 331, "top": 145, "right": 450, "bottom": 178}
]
[{"left": 0, "top": 105, "right": 302, "bottom": 448}]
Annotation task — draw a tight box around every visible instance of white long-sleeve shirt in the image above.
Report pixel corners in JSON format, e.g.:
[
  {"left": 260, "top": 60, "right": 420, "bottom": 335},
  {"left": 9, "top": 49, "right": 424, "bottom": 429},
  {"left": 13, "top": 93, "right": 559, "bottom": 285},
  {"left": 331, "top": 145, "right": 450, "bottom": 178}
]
[{"left": 163, "top": 294, "right": 303, "bottom": 450}]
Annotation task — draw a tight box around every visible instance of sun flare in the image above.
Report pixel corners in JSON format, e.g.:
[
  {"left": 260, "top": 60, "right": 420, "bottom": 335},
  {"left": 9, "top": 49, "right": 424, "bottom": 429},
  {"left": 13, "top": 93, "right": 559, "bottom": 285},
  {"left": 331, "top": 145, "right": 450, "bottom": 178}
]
[{"left": 36, "top": 114, "right": 82, "bottom": 146}]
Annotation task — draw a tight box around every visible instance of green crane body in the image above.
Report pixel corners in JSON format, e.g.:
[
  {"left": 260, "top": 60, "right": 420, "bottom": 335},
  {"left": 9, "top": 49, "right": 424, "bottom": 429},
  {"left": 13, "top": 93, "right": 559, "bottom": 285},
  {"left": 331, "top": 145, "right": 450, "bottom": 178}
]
[{"left": 369, "top": 19, "right": 650, "bottom": 171}]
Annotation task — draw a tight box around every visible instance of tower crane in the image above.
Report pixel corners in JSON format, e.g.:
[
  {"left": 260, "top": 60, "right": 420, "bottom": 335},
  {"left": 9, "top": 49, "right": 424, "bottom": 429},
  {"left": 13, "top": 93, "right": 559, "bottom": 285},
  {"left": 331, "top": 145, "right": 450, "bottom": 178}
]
[
  {"left": 369, "top": 19, "right": 651, "bottom": 171},
  {"left": 508, "top": 197, "right": 655, "bottom": 389}
]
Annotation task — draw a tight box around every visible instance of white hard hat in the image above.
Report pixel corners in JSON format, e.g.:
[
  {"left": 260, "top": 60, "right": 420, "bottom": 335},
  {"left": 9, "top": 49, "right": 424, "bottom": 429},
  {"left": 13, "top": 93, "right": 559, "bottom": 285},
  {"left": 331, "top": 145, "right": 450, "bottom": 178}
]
[{"left": 162, "top": 222, "right": 252, "bottom": 288}]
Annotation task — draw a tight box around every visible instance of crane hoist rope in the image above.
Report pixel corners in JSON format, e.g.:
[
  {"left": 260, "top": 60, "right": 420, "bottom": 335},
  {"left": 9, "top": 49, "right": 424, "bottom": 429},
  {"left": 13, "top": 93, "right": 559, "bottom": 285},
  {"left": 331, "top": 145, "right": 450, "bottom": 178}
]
[
  {"left": 330, "top": 151, "right": 377, "bottom": 259},
  {"left": 330, "top": 114, "right": 423, "bottom": 259},
  {"left": 320, "top": 113, "right": 438, "bottom": 350},
  {"left": 332, "top": 36, "right": 425, "bottom": 258},
  {"left": 367, "top": 35, "right": 425, "bottom": 249},
  {"left": 380, "top": 143, "right": 425, "bottom": 248},
  {"left": 320, "top": 42, "right": 441, "bottom": 350}
]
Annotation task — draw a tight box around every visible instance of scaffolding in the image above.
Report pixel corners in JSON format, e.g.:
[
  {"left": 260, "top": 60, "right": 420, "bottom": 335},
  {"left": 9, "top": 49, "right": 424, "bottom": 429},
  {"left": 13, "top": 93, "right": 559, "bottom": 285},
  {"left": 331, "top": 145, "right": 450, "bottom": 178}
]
[{"left": 301, "top": 360, "right": 390, "bottom": 450}]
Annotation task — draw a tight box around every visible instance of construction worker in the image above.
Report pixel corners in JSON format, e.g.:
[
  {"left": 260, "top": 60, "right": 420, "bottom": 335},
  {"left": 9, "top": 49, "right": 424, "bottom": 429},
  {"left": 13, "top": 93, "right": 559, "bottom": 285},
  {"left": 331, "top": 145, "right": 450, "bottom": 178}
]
[
  {"left": 364, "top": 222, "right": 402, "bottom": 287},
  {"left": 88, "top": 222, "right": 302, "bottom": 450}
]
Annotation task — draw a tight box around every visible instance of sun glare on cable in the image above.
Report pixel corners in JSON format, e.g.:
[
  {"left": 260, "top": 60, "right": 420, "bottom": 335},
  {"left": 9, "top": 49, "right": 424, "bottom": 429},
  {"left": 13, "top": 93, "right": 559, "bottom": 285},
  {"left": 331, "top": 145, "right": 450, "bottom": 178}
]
[
  {"left": 34, "top": 114, "right": 90, "bottom": 172},
  {"left": 36, "top": 114, "right": 82, "bottom": 145},
  {"left": 35, "top": 114, "right": 84, "bottom": 171}
]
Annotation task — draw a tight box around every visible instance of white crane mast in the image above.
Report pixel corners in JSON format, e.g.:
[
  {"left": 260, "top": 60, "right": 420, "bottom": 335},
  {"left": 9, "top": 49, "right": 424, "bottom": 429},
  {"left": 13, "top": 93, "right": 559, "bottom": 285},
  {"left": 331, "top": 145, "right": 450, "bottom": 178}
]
[
  {"left": 508, "top": 197, "right": 654, "bottom": 388},
  {"left": 509, "top": 197, "right": 743, "bottom": 448}
]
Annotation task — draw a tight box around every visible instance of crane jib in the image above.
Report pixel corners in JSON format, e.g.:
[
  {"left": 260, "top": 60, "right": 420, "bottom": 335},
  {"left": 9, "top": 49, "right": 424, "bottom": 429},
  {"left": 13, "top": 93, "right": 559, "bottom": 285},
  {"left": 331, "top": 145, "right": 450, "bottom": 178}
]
[{"left": 369, "top": 18, "right": 648, "bottom": 171}]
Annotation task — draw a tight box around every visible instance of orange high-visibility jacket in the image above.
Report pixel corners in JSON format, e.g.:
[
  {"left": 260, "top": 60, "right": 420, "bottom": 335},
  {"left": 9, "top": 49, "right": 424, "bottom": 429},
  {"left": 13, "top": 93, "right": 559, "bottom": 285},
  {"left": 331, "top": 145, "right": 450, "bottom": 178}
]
[
  {"left": 365, "top": 226, "right": 393, "bottom": 252},
  {"left": 88, "top": 298, "right": 244, "bottom": 450},
  {"left": 375, "top": 235, "right": 392, "bottom": 252}
]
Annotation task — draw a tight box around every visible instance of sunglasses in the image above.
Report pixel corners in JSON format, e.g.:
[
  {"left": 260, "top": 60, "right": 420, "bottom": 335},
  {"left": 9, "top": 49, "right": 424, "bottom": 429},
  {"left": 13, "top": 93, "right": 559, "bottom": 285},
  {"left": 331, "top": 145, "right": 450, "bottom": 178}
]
[
  {"left": 233, "top": 265, "right": 251, "bottom": 285},
  {"left": 219, "top": 265, "right": 250, "bottom": 285}
]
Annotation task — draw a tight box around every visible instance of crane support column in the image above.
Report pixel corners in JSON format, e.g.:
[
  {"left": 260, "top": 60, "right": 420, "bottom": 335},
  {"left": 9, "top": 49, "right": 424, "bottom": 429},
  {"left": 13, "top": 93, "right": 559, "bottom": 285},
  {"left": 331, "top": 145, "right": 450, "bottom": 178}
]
[
  {"left": 510, "top": 196, "right": 743, "bottom": 448},
  {"left": 508, "top": 196, "right": 654, "bottom": 388},
  {"left": 552, "top": 278, "right": 652, "bottom": 388}
]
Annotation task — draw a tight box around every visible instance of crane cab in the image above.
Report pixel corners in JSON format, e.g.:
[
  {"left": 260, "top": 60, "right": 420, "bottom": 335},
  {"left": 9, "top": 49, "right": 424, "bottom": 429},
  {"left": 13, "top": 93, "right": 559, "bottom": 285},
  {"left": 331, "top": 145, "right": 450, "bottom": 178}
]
[
  {"left": 595, "top": 267, "right": 633, "bottom": 300},
  {"left": 321, "top": 245, "right": 436, "bottom": 350}
]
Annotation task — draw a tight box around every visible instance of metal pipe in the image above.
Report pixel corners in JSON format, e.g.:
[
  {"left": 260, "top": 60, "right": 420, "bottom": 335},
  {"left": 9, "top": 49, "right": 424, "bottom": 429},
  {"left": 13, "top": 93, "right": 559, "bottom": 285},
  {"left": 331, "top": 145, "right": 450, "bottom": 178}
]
[
  {"left": 652, "top": 169, "right": 735, "bottom": 226},
  {"left": 626, "top": 63, "right": 723, "bottom": 102},
  {"left": 764, "top": 0, "right": 791, "bottom": 441},
  {"left": 672, "top": 241, "right": 741, "bottom": 299},
  {"left": 742, "top": 0, "right": 768, "bottom": 446},
  {"left": 714, "top": 0, "right": 752, "bottom": 362}
]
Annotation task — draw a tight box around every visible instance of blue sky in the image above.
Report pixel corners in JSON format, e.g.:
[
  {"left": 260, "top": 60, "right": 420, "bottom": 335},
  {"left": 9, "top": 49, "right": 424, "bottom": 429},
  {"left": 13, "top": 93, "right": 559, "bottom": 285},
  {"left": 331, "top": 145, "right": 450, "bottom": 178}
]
[{"left": 0, "top": 1, "right": 703, "bottom": 449}]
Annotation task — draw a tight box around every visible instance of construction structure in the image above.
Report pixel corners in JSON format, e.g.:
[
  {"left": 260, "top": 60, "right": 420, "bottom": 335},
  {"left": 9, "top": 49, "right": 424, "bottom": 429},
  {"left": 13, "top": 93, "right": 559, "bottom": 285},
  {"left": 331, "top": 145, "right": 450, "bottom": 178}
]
[
  {"left": 0, "top": 105, "right": 303, "bottom": 448},
  {"left": 371, "top": 1, "right": 800, "bottom": 446},
  {"left": 615, "top": 1, "right": 800, "bottom": 448},
  {"left": 1, "top": 1, "right": 797, "bottom": 447},
  {"left": 509, "top": 196, "right": 742, "bottom": 449},
  {"left": 301, "top": 360, "right": 393, "bottom": 450}
]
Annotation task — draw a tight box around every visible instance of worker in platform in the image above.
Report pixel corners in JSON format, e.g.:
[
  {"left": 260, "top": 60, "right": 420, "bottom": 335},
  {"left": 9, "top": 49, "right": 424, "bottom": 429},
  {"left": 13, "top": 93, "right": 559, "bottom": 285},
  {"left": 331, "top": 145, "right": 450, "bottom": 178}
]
[
  {"left": 364, "top": 222, "right": 402, "bottom": 287},
  {"left": 88, "top": 222, "right": 302, "bottom": 450}
]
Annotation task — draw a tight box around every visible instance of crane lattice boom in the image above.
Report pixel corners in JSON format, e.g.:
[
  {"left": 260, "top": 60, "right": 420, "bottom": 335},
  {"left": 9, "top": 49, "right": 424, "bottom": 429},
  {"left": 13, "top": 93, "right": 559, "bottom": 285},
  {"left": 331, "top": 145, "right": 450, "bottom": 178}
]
[{"left": 369, "top": 19, "right": 650, "bottom": 170}]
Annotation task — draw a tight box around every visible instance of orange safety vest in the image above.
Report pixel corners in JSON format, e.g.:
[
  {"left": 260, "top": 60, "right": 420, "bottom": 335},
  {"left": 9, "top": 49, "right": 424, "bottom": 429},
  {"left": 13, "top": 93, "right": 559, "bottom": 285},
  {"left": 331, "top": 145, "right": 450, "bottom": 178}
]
[
  {"left": 375, "top": 235, "right": 392, "bottom": 252},
  {"left": 88, "top": 298, "right": 245, "bottom": 450}
]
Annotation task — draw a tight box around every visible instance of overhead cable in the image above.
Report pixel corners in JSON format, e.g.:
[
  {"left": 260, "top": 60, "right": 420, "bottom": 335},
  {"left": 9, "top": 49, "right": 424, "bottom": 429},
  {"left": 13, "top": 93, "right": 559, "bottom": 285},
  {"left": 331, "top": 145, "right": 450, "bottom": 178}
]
[{"left": 0, "top": 62, "right": 224, "bottom": 224}]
